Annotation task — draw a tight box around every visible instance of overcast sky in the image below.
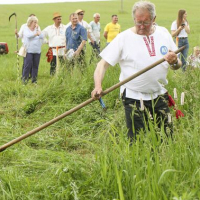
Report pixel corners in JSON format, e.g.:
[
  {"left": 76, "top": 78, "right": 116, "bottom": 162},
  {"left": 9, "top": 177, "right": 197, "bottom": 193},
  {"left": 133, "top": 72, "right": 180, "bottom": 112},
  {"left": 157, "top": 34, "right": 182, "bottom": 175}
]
[{"left": 0, "top": 0, "right": 110, "bottom": 5}]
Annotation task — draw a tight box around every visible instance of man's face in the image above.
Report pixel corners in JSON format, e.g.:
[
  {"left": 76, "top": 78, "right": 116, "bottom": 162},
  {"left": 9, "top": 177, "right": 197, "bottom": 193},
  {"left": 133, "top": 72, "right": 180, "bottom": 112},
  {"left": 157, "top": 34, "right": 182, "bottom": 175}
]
[
  {"left": 94, "top": 15, "right": 100, "bottom": 23},
  {"left": 134, "top": 9, "right": 154, "bottom": 36},
  {"left": 54, "top": 17, "right": 62, "bottom": 26},
  {"left": 112, "top": 16, "right": 118, "bottom": 24},
  {"left": 78, "top": 12, "right": 84, "bottom": 21},
  {"left": 71, "top": 14, "right": 78, "bottom": 25}
]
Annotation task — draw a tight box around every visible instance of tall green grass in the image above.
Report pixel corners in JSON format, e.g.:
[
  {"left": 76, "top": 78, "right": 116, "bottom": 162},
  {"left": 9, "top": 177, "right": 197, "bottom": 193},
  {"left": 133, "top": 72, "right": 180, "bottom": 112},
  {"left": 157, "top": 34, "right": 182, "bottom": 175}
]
[{"left": 0, "top": 0, "right": 200, "bottom": 199}]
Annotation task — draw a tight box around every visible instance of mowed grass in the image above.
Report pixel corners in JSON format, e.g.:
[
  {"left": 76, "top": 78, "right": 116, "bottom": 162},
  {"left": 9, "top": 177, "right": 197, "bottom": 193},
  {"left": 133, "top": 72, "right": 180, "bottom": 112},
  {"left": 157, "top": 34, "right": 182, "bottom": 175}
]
[{"left": 0, "top": 0, "right": 200, "bottom": 199}]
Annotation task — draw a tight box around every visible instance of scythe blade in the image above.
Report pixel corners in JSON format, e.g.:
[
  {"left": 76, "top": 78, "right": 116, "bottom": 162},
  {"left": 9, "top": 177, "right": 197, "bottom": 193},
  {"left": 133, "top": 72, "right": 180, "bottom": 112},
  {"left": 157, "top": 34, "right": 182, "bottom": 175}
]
[{"left": 9, "top": 12, "right": 17, "bottom": 21}]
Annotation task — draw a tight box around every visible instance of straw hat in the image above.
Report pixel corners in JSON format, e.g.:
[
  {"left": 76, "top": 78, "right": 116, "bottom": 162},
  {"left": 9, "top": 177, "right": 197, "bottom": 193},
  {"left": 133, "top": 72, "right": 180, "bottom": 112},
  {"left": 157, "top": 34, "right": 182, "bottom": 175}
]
[
  {"left": 75, "top": 9, "right": 85, "bottom": 14},
  {"left": 52, "top": 12, "right": 62, "bottom": 20}
]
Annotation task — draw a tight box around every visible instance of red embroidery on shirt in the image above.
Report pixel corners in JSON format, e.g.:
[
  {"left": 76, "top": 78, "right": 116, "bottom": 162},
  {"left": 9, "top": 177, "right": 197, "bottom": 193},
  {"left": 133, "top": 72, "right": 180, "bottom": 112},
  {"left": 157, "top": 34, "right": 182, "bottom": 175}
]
[{"left": 143, "top": 36, "right": 156, "bottom": 57}]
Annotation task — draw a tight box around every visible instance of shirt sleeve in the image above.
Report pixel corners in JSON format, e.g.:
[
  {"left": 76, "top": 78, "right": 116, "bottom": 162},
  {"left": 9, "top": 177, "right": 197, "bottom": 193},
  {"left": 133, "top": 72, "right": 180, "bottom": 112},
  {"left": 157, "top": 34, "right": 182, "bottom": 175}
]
[
  {"left": 104, "top": 24, "right": 109, "bottom": 32},
  {"left": 81, "top": 27, "right": 87, "bottom": 41},
  {"left": 23, "top": 27, "right": 35, "bottom": 38},
  {"left": 42, "top": 26, "right": 49, "bottom": 43},
  {"left": 171, "top": 21, "right": 177, "bottom": 31},
  {"left": 100, "top": 34, "right": 122, "bottom": 66},
  {"left": 86, "top": 22, "right": 92, "bottom": 33},
  {"left": 18, "top": 24, "right": 25, "bottom": 38}
]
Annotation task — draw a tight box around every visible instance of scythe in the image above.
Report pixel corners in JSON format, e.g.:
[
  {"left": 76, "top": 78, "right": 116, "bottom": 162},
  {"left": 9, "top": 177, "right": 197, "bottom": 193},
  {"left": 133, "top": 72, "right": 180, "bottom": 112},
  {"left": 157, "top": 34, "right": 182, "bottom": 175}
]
[
  {"left": 0, "top": 46, "right": 185, "bottom": 152},
  {"left": 9, "top": 12, "right": 18, "bottom": 52},
  {"left": 9, "top": 12, "right": 20, "bottom": 79}
]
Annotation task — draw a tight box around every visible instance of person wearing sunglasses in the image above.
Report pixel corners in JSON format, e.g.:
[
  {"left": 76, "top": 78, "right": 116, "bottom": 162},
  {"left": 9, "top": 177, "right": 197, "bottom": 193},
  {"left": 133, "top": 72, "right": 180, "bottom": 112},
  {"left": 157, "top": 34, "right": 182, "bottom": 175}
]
[{"left": 91, "top": 1, "right": 182, "bottom": 142}]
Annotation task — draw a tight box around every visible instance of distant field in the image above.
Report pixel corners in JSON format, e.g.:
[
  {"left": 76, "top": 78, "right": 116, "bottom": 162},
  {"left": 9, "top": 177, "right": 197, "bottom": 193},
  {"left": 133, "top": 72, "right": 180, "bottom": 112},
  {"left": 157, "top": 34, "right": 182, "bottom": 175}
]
[{"left": 0, "top": 0, "right": 200, "bottom": 52}]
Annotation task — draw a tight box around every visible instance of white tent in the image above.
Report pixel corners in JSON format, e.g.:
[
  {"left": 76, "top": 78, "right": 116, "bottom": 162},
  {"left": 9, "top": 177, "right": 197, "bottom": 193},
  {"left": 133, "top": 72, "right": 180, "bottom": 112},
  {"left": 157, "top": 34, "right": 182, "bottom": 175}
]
[{"left": 0, "top": 0, "right": 110, "bottom": 5}]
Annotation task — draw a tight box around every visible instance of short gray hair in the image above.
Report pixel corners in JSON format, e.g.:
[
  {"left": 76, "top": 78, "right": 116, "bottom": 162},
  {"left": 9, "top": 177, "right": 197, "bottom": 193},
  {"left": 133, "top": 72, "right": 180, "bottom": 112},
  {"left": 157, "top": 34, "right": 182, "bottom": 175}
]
[
  {"left": 27, "top": 16, "right": 38, "bottom": 27},
  {"left": 132, "top": 1, "right": 156, "bottom": 20},
  {"left": 93, "top": 13, "right": 100, "bottom": 18}
]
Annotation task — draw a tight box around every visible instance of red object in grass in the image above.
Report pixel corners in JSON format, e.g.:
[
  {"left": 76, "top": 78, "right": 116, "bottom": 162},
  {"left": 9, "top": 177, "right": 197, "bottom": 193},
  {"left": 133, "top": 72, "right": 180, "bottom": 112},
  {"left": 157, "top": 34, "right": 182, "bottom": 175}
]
[
  {"left": 0, "top": 42, "right": 9, "bottom": 54},
  {"left": 46, "top": 47, "right": 53, "bottom": 62},
  {"left": 167, "top": 93, "right": 184, "bottom": 119},
  {"left": 175, "top": 109, "right": 184, "bottom": 119},
  {"left": 168, "top": 94, "right": 175, "bottom": 107}
]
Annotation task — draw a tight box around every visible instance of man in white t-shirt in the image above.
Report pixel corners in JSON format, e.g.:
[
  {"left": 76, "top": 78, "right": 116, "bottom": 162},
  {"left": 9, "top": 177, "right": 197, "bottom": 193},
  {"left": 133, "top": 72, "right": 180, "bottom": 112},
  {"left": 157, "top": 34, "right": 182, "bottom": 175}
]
[
  {"left": 42, "top": 12, "right": 66, "bottom": 75},
  {"left": 91, "top": 1, "right": 182, "bottom": 142}
]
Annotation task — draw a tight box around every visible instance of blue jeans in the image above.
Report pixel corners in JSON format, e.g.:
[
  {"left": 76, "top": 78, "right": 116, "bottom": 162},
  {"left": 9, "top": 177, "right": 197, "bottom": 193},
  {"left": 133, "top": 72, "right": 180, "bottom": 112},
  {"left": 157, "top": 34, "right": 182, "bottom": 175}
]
[{"left": 178, "top": 38, "right": 189, "bottom": 71}]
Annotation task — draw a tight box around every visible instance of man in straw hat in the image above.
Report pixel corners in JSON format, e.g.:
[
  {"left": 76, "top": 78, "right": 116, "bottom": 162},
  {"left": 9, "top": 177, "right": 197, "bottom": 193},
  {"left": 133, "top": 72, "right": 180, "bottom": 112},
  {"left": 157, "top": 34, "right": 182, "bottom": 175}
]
[
  {"left": 91, "top": 1, "right": 182, "bottom": 142},
  {"left": 42, "top": 12, "right": 66, "bottom": 75}
]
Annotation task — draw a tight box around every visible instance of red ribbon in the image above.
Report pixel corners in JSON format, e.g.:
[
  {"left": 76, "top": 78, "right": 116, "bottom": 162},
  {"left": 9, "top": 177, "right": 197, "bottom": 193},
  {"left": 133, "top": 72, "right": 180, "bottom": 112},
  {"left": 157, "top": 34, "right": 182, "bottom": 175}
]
[{"left": 168, "top": 93, "right": 184, "bottom": 119}]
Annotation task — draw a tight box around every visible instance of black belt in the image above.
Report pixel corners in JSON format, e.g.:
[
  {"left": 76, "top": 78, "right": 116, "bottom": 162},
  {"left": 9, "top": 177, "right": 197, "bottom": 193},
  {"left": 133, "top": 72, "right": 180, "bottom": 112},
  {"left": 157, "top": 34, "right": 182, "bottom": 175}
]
[{"left": 178, "top": 37, "right": 187, "bottom": 39}]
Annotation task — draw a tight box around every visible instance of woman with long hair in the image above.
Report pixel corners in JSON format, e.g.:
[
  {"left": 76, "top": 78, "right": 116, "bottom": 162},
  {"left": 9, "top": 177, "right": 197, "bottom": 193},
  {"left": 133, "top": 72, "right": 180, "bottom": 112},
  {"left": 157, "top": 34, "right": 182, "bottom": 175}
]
[{"left": 171, "top": 9, "right": 190, "bottom": 71}]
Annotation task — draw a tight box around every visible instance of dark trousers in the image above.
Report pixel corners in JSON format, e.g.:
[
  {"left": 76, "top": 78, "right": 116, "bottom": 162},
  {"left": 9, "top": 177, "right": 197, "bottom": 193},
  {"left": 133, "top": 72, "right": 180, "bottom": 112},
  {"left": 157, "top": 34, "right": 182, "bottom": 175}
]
[
  {"left": 23, "top": 53, "right": 41, "bottom": 83},
  {"left": 89, "top": 42, "right": 100, "bottom": 64},
  {"left": 22, "top": 57, "right": 32, "bottom": 78},
  {"left": 66, "top": 50, "right": 86, "bottom": 72},
  {"left": 122, "top": 91, "right": 172, "bottom": 141},
  {"left": 50, "top": 56, "right": 64, "bottom": 75}
]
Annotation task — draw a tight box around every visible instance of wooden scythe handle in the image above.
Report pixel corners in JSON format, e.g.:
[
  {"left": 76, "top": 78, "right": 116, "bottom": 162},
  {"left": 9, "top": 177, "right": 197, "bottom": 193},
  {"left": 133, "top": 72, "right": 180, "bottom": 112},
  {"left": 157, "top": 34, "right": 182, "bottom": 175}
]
[{"left": 0, "top": 46, "right": 185, "bottom": 152}]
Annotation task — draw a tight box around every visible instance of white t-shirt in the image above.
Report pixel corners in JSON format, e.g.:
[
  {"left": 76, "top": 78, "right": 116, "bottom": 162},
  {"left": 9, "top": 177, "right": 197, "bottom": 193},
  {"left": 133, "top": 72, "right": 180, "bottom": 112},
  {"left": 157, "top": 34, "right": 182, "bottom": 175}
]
[
  {"left": 42, "top": 24, "right": 66, "bottom": 56},
  {"left": 100, "top": 26, "right": 177, "bottom": 100},
  {"left": 171, "top": 20, "right": 189, "bottom": 38}
]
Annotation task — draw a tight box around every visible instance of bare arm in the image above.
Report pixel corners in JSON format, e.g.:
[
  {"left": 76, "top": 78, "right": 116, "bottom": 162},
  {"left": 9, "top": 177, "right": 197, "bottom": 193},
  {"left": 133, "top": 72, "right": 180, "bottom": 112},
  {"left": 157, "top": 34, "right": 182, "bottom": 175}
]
[
  {"left": 74, "top": 40, "right": 86, "bottom": 56},
  {"left": 171, "top": 26, "right": 183, "bottom": 37},
  {"left": 87, "top": 32, "right": 94, "bottom": 44},
  {"left": 184, "top": 24, "right": 190, "bottom": 34},
  {"left": 91, "top": 59, "right": 110, "bottom": 99},
  {"left": 104, "top": 31, "right": 108, "bottom": 39}
]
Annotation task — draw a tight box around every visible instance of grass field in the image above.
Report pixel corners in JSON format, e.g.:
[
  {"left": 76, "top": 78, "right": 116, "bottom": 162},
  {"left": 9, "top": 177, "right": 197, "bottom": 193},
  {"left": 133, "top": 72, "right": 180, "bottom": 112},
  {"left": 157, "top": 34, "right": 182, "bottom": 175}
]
[{"left": 0, "top": 0, "right": 200, "bottom": 199}]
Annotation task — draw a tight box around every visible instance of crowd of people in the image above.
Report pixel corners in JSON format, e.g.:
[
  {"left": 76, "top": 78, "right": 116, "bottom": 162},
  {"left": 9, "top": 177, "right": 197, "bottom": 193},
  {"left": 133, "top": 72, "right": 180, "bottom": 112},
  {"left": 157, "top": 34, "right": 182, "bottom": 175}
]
[
  {"left": 15, "top": 10, "right": 121, "bottom": 83},
  {"left": 14, "top": 1, "right": 199, "bottom": 142}
]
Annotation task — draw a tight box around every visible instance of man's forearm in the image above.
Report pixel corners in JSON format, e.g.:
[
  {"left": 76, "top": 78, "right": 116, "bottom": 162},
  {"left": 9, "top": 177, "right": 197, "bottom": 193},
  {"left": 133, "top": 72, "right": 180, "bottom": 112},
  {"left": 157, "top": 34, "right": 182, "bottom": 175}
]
[
  {"left": 88, "top": 33, "right": 94, "bottom": 43},
  {"left": 94, "top": 59, "right": 109, "bottom": 88},
  {"left": 104, "top": 32, "right": 108, "bottom": 39},
  {"left": 77, "top": 40, "right": 86, "bottom": 53}
]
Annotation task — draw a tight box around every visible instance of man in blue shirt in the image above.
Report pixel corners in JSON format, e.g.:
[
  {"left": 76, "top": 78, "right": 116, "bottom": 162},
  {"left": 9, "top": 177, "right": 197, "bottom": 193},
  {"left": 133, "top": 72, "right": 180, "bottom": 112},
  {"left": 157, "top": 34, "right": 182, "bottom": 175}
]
[{"left": 65, "top": 13, "right": 87, "bottom": 69}]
